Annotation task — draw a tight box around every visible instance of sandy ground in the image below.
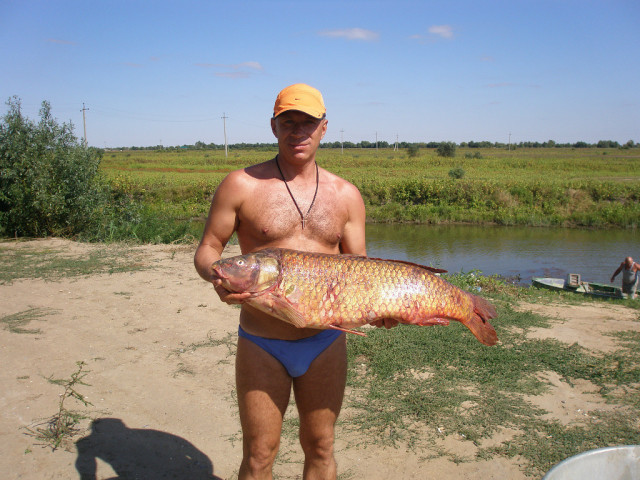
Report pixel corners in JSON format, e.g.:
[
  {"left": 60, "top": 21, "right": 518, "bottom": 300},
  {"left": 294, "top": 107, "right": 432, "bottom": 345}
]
[{"left": 1, "top": 238, "right": 639, "bottom": 480}]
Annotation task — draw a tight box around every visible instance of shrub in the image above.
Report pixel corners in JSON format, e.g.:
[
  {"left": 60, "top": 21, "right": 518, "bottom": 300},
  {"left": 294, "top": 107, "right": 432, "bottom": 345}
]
[
  {"left": 0, "top": 97, "right": 137, "bottom": 239},
  {"left": 448, "top": 166, "right": 466, "bottom": 179},
  {"left": 437, "top": 142, "right": 457, "bottom": 158},
  {"left": 407, "top": 145, "right": 420, "bottom": 158}
]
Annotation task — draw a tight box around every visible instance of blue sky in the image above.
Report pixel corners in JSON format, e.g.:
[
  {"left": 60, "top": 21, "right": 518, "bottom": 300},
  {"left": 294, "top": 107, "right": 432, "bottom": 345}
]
[{"left": 1, "top": 0, "right": 638, "bottom": 147}]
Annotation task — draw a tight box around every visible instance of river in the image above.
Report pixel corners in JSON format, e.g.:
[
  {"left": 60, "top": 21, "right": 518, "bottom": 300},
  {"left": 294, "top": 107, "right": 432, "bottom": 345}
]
[{"left": 365, "top": 224, "right": 639, "bottom": 286}]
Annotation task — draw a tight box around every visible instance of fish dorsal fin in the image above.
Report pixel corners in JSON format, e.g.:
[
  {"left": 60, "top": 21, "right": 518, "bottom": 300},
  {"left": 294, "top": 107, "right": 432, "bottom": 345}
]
[{"left": 365, "top": 257, "right": 447, "bottom": 274}]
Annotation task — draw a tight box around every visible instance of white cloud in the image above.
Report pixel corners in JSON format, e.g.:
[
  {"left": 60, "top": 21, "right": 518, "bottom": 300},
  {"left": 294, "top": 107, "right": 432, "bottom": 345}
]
[
  {"left": 428, "top": 25, "right": 454, "bottom": 39},
  {"left": 46, "top": 38, "right": 76, "bottom": 45},
  {"left": 319, "top": 28, "right": 379, "bottom": 41},
  {"left": 196, "top": 61, "right": 263, "bottom": 71},
  {"left": 215, "top": 72, "right": 251, "bottom": 79},
  {"left": 486, "top": 82, "right": 515, "bottom": 88},
  {"left": 237, "top": 61, "right": 263, "bottom": 71},
  {"left": 196, "top": 61, "right": 264, "bottom": 79}
]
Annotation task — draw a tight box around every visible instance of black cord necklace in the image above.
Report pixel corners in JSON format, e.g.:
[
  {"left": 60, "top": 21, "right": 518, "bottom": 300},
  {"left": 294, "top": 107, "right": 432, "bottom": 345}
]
[{"left": 275, "top": 155, "right": 319, "bottom": 230}]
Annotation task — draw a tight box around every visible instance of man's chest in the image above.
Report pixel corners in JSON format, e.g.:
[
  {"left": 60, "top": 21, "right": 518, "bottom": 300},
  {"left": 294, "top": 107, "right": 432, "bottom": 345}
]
[{"left": 238, "top": 188, "right": 347, "bottom": 246}]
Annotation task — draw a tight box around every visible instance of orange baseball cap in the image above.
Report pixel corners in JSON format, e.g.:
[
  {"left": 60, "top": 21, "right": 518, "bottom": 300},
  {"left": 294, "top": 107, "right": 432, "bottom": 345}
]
[{"left": 273, "top": 83, "right": 326, "bottom": 119}]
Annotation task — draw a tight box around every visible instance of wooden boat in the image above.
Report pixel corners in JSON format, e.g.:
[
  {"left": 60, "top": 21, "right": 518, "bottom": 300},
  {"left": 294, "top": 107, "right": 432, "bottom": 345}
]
[{"left": 532, "top": 274, "right": 627, "bottom": 299}]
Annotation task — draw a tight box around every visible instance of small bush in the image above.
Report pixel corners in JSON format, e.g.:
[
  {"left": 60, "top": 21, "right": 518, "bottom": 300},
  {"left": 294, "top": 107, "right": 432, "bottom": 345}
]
[
  {"left": 407, "top": 145, "right": 420, "bottom": 158},
  {"left": 437, "top": 142, "right": 457, "bottom": 158},
  {"left": 448, "top": 166, "right": 466, "bottom": 179}
]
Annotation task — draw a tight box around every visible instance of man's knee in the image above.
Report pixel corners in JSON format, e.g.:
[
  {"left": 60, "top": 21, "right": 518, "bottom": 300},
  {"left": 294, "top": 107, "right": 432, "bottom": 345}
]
[
  {"left": 244, "top": 436, "right": 280, "bottom": 472},
  {"left": 300, "top": 430, "right": 335, "bottom": 461}
]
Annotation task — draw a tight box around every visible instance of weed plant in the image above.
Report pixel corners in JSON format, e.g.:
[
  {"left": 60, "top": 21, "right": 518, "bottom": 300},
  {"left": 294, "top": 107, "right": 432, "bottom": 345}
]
[
  {"left": 25, "top": 361, "right": 93, "bottom": 451},
  {"left": 0, "top": 307, "right": 53, "bottom": 334}
]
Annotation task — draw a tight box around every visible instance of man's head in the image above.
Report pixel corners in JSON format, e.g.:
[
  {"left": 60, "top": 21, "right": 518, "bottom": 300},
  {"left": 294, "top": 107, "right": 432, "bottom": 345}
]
[
  {"left": 625, "top": 256, "right": 634, "bottom": 268},
  {"left": 273, "top": 83, "right": 326, "bottom": 119}
]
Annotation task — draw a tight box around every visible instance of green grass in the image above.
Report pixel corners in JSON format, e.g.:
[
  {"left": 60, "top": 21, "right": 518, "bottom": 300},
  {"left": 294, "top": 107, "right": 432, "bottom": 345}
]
[
  {"left": 343, "top": 279, "right": 640, "bottom": 477},
  {"left": 1, "top": 307, "right": 56, "bottom": 334},
  {"left": 0, "top": 242, "right": 149, "bottom": 284},
  {"left": 99, "top": 147, "right": 640, "bottom": 234}
]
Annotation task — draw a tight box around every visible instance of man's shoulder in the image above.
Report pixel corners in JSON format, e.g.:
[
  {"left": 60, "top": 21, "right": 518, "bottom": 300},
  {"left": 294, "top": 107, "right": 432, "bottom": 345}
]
[
  {"left": 222, "top": 159, "right": 275, "bottom": 185},
  {"left": 321, "top": 167, "right": 361, "bottom": 195}
]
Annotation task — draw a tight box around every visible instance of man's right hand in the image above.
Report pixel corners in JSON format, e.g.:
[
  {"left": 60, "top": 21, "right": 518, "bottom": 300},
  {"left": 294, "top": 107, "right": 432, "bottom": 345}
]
[{"left": 212, "top": 280, "right": 252, "bottom": 305}]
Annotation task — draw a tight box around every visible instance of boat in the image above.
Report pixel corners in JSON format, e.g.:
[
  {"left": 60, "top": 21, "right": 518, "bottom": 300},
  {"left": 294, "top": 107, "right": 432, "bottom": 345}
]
[{"left": 531, "top": 273, "right": 627, "bottom": 299}]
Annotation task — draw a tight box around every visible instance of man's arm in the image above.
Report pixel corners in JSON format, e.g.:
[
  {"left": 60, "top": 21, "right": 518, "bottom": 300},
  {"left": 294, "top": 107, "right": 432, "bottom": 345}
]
[
  {"left": 194, "top": 171, "right": 251, "bottom": 304},
  {"left": 611, "top": 262, "right": 624, "bottom": 282},
  {"left": 338, "top": 182, "right": 367, "bottom": 256}
]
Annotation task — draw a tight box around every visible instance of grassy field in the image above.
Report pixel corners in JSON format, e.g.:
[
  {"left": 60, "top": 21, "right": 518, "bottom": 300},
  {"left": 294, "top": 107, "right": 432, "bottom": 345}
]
[
  {"left": 345, "top": 272, "right": 640, "bottom": 477},
  {"left": 99, "top": 147, "right": 640, "bottom": 242}
]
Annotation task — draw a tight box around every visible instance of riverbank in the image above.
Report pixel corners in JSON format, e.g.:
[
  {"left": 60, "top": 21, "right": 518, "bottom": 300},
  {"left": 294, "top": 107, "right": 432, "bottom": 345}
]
[
  {"left": 97, "top": 148, "right": 640, "bottom": 244},
  {"left": 2, "top": 238, "right": 639, "bottom": 479}
]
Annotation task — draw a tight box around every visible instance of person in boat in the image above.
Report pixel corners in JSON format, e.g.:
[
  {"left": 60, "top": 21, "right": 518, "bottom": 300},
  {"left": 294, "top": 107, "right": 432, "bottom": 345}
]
[{"left": 611, "top": 256, "right": 640, "bottom": 299}]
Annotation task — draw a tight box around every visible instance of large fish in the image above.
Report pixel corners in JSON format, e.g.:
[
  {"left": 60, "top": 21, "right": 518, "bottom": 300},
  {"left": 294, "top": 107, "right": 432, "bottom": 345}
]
[{"left": 211, "top": 248, "right": 498, "bottom": 346}]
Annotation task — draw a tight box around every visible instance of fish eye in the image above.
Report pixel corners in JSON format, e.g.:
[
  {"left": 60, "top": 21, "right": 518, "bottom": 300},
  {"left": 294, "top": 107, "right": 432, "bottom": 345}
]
[{"left": 236, "top": 259, "right": 245, "bottom": 266}]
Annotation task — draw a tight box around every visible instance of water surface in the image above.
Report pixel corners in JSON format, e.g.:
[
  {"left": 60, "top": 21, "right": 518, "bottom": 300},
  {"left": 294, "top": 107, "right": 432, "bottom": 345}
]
[{"left": 365, "top": 224, "right": 639, "bottom": 286}]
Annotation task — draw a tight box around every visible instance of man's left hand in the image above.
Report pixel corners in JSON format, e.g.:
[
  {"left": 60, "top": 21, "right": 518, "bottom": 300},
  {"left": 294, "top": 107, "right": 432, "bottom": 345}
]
[{"left": 372, "top": 319, "right": 399, "bottom": 329}]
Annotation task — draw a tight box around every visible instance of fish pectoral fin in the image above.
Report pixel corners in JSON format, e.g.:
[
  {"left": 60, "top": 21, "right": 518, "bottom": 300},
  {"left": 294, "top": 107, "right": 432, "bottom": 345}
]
[
  {"left": 328, "top": 325, "right": 367, "bottom": 337},
  {"left": 268, "top": 295, "right": 309, "bottom": 329}
]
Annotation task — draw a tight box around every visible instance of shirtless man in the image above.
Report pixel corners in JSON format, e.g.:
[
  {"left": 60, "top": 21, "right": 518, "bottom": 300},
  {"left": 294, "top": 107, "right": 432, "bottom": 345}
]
[
  {"left": 611, "top": 256, "right": 640, "bottom": 299},
  {"left": 194, "top": 84, "right": 368, "bottom": 479}
]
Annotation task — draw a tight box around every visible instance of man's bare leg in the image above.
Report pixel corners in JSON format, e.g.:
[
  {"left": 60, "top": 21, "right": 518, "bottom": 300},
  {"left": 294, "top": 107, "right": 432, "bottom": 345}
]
[
  {"left": 293, "top": 334, "right": 347, "bottom": 480},
  {"left": 236, "top": 336, "right": 292, "bottom": 480}
]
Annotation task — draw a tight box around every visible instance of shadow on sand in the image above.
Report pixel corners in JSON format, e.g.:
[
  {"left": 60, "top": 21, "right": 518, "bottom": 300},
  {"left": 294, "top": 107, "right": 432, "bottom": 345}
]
[{"left": 75, "top": 417, "right": 223, "bottom": 479}]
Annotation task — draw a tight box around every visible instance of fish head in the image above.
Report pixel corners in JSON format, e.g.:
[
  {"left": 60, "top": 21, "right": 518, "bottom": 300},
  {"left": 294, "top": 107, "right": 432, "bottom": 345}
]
[{"left": 211, "top": 251, "right": 280, "bottom": 293}]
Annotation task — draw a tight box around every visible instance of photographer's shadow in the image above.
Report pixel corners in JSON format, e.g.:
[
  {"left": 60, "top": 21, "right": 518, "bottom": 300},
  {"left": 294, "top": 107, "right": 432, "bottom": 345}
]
[{"left": 75, "top": 418, "right": 222, "bottom": 480}]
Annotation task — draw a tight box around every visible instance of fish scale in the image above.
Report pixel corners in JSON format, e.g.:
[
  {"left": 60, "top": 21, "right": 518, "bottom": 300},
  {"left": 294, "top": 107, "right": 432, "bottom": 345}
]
[{"left": 211, "top": 247, "right": 498, "bottom": 346}]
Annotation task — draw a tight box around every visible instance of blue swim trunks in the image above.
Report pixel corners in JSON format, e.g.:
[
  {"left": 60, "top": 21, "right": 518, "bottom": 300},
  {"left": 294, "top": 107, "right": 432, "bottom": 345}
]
[{"left": 237, "top": 326, "right": 343, "bottom": 378}]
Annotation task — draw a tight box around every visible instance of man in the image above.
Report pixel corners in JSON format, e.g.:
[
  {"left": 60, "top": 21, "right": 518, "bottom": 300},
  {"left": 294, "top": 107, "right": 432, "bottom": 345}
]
[
  {"left": 611, "top": 256, "right": 640, "bottom": 299},
  {"left": 194, "top": 83, "right": 370, "bottom": 479}
]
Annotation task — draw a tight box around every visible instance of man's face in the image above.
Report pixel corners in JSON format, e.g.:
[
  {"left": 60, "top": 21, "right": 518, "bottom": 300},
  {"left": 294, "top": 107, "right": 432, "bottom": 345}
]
[{"left": 271, "top": 110, "right": 327, "bottom": 162}]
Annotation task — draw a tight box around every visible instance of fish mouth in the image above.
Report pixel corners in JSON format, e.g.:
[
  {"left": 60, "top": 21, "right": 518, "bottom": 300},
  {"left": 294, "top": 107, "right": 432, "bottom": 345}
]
[{"left": 211, "top": 265, "right": 227, "bottom": 280}]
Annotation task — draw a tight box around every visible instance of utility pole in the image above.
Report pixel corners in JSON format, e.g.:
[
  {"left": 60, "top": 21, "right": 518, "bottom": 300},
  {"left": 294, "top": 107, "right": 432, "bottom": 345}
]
[
  {"left": 394, "top": 133, "right": 398, "bottom": 151},
  {"left": 340, "top": 129, "right": 344, "bottom": 154},
  {"left": 222, "top": 113, "right": 228, "bottom": 157},
  {"left": 375, "top": 131, "right": 378, "bottom": 151},
  {"left": 508, "top": 132, "right": 512, "bottom": 151},
  {"left": 80, "top": 103, "right": 89, "bottom": 147}
]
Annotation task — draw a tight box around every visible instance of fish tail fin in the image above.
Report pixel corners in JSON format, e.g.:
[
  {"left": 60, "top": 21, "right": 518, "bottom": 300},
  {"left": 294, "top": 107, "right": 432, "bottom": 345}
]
[{"left": 465, "top": 294, "right": 498, "bottom": 346}]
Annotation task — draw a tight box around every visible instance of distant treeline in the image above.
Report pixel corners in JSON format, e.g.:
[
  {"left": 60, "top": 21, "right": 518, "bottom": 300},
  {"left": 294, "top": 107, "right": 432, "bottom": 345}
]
[{"left": 115, "top": 138, "right": 637, "bottom": 151}]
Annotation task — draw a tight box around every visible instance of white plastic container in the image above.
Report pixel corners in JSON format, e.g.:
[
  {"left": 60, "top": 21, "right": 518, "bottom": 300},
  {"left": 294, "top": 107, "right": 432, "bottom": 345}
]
[{"left": 543, "top": 445, "right": 640, "bottom": 480}]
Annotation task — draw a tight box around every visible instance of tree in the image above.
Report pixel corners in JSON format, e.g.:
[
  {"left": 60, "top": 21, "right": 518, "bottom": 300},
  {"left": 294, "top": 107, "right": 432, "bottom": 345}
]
[
  {"left": 437, "top": 141, "right": 457, "bottom": 157},
  {"left": 407, "top": 144, "right": 420, "bottom": 157},
  {"left": 0, "top": 97, "right": 109, "bottom": 237}
]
